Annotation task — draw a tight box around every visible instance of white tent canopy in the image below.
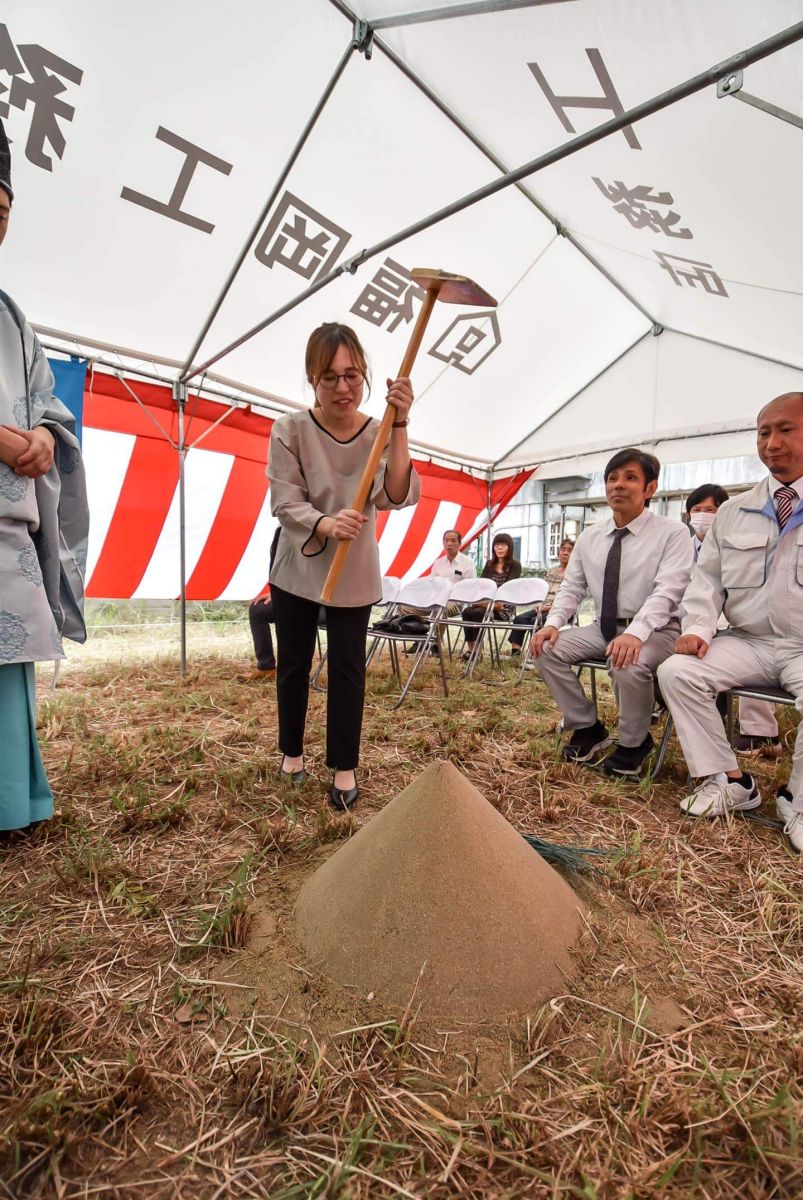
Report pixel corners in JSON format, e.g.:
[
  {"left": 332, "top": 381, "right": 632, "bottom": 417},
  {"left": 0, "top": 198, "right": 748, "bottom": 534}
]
[{"left": 4, "top": 0, "right": 803, "bottom": 475}]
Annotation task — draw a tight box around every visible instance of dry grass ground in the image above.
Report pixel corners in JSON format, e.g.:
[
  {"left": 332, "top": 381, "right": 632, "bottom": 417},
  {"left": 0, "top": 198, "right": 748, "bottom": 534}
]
[{"left": 1, "top": 627, "right": 801, "bottom": 1199}]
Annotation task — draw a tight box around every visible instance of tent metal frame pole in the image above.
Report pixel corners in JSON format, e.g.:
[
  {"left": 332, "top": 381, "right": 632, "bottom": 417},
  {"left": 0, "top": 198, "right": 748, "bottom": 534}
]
[
  {"left": 371, "top": 30, "right": 656, "bottom": 325},
  {"left": 114, "top": 372, "right": 178, "bottom": 449},
  {"left": 179, "top": 36, "right": 359, "bottom": 378},
  {"left": 486, "top": 474, "right": 493, "bottom": 560},
  {"left": 369, "top": 0, "right": 577, "bottom": 31},
  {"left": 661, "top": 326, "right": 803, "bottom": 374},
  {"left": 44, "top": 337, "right": 497, "bottom": 474},
  {"left": 173, "top": 382, "right": 189, "bottom": 676},
  {"left": 185, "top": 402, "right": 239, "bottom": 452},
  {"left": 184, "top": 18, "right": 803, "bottom": 384},
  {"left": 37, "top": 326, "right": 309, "bottom": 415},
  {"left": 731, "top": 90, "right": 803, "bottom": 132},
  {"left": 491, "top": 327, "right": 654, "bottom": 468},
  {"left": 530, "top": 421, "right": 761, "bottom": 472}
]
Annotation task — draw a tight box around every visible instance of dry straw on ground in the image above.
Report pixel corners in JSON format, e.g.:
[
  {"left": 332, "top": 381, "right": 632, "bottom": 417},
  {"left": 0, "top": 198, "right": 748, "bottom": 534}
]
[{"left": 1, "top": 630, "right": 801, "bottom": 1199}]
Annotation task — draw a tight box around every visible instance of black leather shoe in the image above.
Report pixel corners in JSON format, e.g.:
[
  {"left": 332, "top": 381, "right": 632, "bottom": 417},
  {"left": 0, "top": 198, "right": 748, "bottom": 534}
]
[
  {"left": 279, "top": 755, "right": 306, "bottom": 787},
  {"left": 563, "top": 721, "right": 612, "bottom": 763},
  {"left": 602, "top": 733, "right": 655, "bottom": 778},
  {"left": 329, "top": 772, "right": 359, "bottom": 811}
]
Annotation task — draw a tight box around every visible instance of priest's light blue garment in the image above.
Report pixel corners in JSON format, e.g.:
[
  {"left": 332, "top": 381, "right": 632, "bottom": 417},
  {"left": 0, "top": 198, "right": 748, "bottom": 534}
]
[
  {"left": 0, "top": 662, "right": 52, "bottom": 829},
  {"left": 0, "top": 290, "right": 88, "bottom": 829}
]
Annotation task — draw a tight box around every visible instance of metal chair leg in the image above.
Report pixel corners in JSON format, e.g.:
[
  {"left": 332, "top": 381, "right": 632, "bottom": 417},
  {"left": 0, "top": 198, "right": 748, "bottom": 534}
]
[
  {"left": 394, "top": 635, "right": 432, "bottom": 709},
  {"left": 726, "top": 691, "right": 736, "bottom": 746},
  {"left": 435, "top": 629, "right": 449, "bottom": 699},
  {"left": 653, "top": 712, "right": 674, "bottom": 779},
  {"left": 366, "top": 634, "right": 382, "bottom": 666},
  {"left": 388, "top": 639, "right": 401, "bottom": 683},
  {"left": 465, "top": 625, "right": 487, "bottom": 679},
  {"left": 515, "top": 629, "right": 533, "bottom": 685},
  {"left": 310, "top": 649, "right": 328, "bottom": 692},
  {"left": 484, "top": 624, "right": 496, "bottom": 672}
]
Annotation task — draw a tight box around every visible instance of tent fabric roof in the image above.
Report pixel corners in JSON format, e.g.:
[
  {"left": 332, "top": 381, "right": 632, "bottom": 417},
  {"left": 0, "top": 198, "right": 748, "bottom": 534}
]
[{"left": 3, "top": 1, "right": 802, "bottom": 473}]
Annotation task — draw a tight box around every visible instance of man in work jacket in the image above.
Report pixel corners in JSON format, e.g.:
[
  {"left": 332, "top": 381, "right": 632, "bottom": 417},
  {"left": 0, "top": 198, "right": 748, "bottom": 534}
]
[{"left": 657, "top": 392, "right": 803, "bottom": 853}]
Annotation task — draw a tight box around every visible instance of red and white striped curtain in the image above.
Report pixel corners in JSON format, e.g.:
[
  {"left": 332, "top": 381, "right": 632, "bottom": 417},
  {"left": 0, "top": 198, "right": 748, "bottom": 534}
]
[{"left": 82, "top": 372, "right": 532, "bottom": 600}]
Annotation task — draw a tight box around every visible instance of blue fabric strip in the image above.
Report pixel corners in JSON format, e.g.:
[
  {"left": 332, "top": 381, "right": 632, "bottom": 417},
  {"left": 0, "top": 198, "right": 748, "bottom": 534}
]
[
  {"left": 49, "top": 356, "right": 87, "bottom": 443},
  {"left": 0, "top": 662, "right": 53, "bottom": 830}
]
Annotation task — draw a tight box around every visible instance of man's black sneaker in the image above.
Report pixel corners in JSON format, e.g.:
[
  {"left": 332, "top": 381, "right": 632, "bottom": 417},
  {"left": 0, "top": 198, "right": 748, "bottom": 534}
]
[
  {"left": 563, "top": 721, "right": 612, "bottom": 763},
  {"left": 603, "top": 733, "right": 655, "bottom": 778},
  {"left": 735, "top": 735, "right": 782, "bottom": 758}
]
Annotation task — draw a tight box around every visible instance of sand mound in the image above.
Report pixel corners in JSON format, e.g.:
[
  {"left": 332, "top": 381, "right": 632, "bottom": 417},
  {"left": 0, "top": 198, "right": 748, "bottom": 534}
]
[{"left": 296, "top": 760, "right": 584, "bottom": 1020}]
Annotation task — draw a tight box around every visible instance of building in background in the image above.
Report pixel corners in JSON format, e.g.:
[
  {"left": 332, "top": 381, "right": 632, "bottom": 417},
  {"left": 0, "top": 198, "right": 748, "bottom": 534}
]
[{"left": 500, "top": 454, "right": 766, "bottom": 568}]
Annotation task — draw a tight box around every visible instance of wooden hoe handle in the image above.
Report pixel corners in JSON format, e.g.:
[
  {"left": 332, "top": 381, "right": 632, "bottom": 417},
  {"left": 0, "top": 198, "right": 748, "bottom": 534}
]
[{"left": 320, "top": 286, "right": 440, "bottom": 603}]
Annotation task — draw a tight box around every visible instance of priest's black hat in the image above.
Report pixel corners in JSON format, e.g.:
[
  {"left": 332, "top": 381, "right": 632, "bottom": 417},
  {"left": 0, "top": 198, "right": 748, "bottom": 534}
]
[{"left": 0, "top": 118, "right": 13, "bottom": 203}]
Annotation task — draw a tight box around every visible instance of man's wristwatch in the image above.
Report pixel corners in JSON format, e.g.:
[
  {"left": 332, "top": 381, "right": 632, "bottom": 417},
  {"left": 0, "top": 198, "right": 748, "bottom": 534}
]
[{"left": 392, "top": 418, "right": 409, "bottom": 428}]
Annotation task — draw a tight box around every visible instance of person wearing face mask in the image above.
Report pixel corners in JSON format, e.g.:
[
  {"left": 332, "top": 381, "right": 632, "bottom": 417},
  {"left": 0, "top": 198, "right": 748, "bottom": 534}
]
[
  {"left": 685, "top": 485, "right": 781, "bottom": 758},
  {"left": 686, "top": 485, "right": 728, "bottom": 559}
]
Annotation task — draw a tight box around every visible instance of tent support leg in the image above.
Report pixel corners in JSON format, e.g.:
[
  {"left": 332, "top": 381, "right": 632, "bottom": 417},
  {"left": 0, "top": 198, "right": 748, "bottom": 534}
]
[
  {"left": 174, "top": 382, "right": 188, "bottom": 677},
  {"left": 486, "top": 473, "right": 493, "bottom": 562}
]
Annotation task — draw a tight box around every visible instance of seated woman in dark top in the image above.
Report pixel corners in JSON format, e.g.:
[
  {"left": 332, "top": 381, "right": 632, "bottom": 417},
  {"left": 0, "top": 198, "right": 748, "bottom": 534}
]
[{"left": 460, "top": 532, "right": 522, "bottom": 659}]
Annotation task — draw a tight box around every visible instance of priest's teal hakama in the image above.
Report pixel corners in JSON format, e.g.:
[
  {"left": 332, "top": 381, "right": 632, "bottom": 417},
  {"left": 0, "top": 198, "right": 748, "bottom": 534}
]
[{"left": 0, "top": 290, "right": 88, "bottom": 830}]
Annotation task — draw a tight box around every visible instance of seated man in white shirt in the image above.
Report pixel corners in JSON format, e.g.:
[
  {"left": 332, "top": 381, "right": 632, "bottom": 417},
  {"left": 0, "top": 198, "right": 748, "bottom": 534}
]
[
  {"left": 657, "top": 392, "right": 803, "bottom": 853},
  {"left": 401, "top": 529, "right": 475, "bottom": 653},
  {"left": 532, "top": 448, "right": 693, "bottom": 778},
  {"left": 430, "top": 529, "right": 477, "bottom": 585}
]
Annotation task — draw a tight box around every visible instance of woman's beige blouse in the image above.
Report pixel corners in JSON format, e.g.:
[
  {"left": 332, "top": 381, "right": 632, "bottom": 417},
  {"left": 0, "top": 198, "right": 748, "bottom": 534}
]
[{"left": 268, "top": 409, "right": 420, "bottom": 607}]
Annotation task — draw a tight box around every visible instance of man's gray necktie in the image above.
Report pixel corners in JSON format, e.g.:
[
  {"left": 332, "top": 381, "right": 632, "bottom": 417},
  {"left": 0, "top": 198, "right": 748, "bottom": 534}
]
[{"left": 600, "top": 528, "right": 629, "bottom": 643}]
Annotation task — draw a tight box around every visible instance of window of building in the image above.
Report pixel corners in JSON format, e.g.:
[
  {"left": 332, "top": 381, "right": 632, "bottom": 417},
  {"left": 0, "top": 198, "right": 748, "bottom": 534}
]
[
  {"left": 548, "top": 522, "right": 562, "bottom": 560},
  {"left": 549, "top": 517, "right": 580, "bottom": 560}
]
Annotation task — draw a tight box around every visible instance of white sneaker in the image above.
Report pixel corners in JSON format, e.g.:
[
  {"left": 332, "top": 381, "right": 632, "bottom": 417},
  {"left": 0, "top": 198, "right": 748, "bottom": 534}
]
[
  {"left": 680, "top": 773, "right": 761, "bottom": 818},
  {"left": 776, "top": 789, "right": 794, "bottom": 824},
  {"left": 783, "top": 812, "right": 803, "bottom": 853}
]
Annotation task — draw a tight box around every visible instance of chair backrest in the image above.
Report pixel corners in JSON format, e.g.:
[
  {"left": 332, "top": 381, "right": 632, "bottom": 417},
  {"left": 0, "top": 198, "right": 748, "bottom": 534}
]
[
  {"left": 495, "top": 577, "right": 550, "bottom": 607},
  {"left": 448, "top": 578, "right": 497, "bottom": 604},
  {"left": 397, "top": 576, "right": 452, "bottom": 610},
  {"left": 380, "top": 576, "right": 401, "bottom": 605}
]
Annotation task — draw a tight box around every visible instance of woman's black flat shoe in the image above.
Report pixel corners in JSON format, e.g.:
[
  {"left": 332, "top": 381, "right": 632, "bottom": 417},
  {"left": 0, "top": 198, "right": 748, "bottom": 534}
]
[
  {"left": 279, "top": 755, "right": 307, "bottom": 787},
  {"left": 329, "top": 773, "right": 359, "bottom": 811}
]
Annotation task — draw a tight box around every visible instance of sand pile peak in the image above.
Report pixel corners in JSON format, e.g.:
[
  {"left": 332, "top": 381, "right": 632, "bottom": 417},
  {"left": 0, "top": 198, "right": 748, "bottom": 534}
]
[{"left": 296, "top": 760, "right": 583, "bottom": 1020}]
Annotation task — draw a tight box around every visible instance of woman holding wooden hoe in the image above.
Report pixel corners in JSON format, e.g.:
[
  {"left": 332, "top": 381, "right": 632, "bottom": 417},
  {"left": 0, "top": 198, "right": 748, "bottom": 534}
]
[{"left": 268, "top": 322, "right": 420, "bottom": 810}]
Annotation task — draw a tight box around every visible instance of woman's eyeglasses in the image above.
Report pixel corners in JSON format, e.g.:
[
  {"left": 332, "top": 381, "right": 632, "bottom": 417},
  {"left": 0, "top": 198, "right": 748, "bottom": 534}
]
[{"left": 317, "top": 369, "right": 364, "bottom": 390}]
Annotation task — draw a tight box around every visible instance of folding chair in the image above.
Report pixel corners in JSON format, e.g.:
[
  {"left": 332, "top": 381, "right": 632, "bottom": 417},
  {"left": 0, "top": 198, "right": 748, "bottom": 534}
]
[
  {"left": 482, "top": 577, "right": 550, "bottom": 684},
  {"left": 366, "top": 576, "right": 452, "bottom": 708},
  {"left": 437, "top": 578, "right": 498, "bottom": 675},
  {"left": 365, "top": 576, "right": 402, "bottom": 668},
  {"left": 725, "top": 684, "right": 797, "bottom": 744},
  {"left": 575, "top": 657, "right": 675, "bottom": 778},
  {"left": 312, "top": 576, "right": 400, "bottom": 690}
]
